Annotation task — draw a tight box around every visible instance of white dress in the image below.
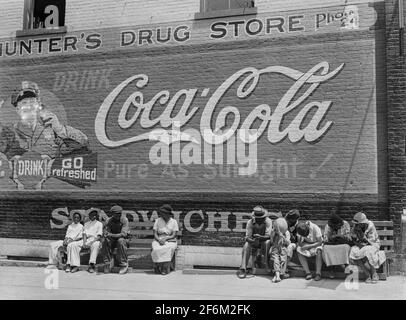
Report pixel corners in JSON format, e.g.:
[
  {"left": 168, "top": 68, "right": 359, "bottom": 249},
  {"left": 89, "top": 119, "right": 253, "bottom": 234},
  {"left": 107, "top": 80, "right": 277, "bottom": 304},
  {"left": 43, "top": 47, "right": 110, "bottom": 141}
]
[{"left": 151, "top": 218, "right": 179, "bottom": 263}]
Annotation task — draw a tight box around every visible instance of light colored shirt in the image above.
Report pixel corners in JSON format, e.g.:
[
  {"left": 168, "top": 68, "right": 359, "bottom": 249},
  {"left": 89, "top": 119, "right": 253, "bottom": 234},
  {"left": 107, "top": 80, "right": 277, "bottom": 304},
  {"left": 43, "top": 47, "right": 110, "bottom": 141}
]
[
  {"left": 298, "top": 221, "right": 322, "bottom": 244},
  {"left": 65, "top": 222, "right": 83, "bottom": 241},
  {"left": 83, "top": 220, "right": 103, "bottom": 238},
  {"left": 153, "top": 217, "right": 179, "bottom": 236},
  {"left": 245, "top": 217, "right": 273, "bottom": 238}
]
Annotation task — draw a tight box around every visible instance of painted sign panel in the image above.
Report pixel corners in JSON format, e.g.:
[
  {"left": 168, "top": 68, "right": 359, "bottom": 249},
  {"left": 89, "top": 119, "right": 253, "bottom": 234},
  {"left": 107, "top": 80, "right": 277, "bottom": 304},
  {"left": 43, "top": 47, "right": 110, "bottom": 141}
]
[
  {"left": 0, "top": 3, "right": 384, "bottom": 194},
  {"left": 0, "top": 36, "right": 382, "bottom": 193}
]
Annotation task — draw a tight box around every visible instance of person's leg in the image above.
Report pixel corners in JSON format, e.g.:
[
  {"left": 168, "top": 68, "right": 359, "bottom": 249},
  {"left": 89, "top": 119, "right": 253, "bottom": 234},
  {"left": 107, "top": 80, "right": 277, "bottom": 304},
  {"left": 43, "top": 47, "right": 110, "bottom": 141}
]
[
  {"left": 238, "top": 242, "right": 252, "bottom": 278},
  {"left": 362, "top": 258, "right": 375, "bottom": 283},
  {"left": 280, "top": 247, "right": 288, "bottom": 278},
  {"left": 48, "top": 240, "right": 63, "bottom": 265},
  {"left": 116, "top": 238, "right": 129, "bottom": 274},
  {"left": 315, "top": 249, "right": 323, "bottom": 281},
  {"left": 240, "top": 242, "right": 252, "bottom": 270},
  {"left": 271, "top": 248, "right": 281, "bottom": 282},
  {"left": 101, "top": 238, "right": 113, "bottom": 264},
  {"left": 297, "top": 253, "right": 312, "bottom": 279},
  {"left": 67, "top": 241, "right": 82, "bottom": 272},
  {"left": 283, "top": 243, "right": 296, "bottom": 277},
  {"left": 87, "top": 240, "right": 101, "bottom": 273},
  {"left": 89, "top": 241, "right": 101, "bottom": 264},
  {"left": 264, "top": 240, "right": 271, "bottom": 270}
]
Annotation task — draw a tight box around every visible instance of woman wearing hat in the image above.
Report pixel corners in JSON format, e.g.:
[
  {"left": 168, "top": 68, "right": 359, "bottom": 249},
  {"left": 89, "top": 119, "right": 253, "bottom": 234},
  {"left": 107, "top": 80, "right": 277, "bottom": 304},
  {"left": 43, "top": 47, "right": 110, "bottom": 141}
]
[
  {"left": 46, "top": 212, "right": 83, "bottom": 269},
  {"left": 321, "top": 213, "right": 351, "bottom": 278},
  {"left": 349, "top": 212, "right": 386, "bottom": 283},
  {"left": 151, "top": 204, "right": 179, "bottom": 275},
  {"left": 269, "top": 218, "right": 291, "bottom": 283}
]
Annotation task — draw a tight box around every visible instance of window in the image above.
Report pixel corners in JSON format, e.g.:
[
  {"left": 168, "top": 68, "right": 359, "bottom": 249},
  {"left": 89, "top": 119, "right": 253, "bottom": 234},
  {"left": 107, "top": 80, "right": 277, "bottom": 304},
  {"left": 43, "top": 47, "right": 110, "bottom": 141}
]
[
  {"left": 195, "top": 0, "right": 257, "bottom": 20},
  {"left": 17, "top": 0, "right": 66, "bottom": 36}
]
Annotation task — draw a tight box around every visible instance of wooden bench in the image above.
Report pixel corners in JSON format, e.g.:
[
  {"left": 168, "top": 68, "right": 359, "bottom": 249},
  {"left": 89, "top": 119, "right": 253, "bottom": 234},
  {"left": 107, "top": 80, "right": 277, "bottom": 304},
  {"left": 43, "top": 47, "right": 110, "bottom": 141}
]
[
  {"left": 312, "top": 220, "right": 395, "bottom": 279},
  {"left": 71, "top": 220, "right": 182, "bottom": 271},
  {"left": 115, "top": 220, "right": 183, "bottom": 270},
  {"left": 251, "top": 219, "right": 394, "bottom": 279}
]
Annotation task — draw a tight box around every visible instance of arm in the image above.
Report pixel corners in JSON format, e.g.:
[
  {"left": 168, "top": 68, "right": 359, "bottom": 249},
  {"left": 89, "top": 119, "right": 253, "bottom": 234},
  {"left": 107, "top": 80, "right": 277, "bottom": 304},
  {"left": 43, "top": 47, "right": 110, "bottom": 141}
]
[
  {"left": 300, "top": 236, "right": 323, "bottom": 250},
  {"left": 253, "top": 219, "right": 272, "bottom": 240}
]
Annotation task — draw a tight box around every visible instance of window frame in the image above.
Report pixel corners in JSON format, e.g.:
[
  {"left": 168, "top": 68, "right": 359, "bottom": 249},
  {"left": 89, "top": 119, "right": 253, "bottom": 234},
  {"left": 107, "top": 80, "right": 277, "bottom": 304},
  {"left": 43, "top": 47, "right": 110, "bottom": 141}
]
[
  {"left": 17, "top": 0, "right": 67, "bottom": 37},
  {"left": 195, "top": 0, "right": 257, "bottom": 20}
]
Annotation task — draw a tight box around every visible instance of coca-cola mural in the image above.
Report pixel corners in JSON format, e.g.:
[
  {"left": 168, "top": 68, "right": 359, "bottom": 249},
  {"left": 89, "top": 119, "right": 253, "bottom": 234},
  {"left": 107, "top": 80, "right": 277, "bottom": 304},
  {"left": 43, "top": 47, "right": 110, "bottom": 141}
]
[{"left": 0, "top": 3, "right": 385, "bottom": 195}]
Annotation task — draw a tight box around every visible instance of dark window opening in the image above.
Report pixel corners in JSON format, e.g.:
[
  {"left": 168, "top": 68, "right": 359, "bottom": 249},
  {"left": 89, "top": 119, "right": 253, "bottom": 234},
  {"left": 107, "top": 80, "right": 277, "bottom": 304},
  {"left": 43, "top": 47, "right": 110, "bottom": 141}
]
[
  {"left": 196, "top": 0, "right": 257, "bottom": 20},
  {"left": 202, "top": 0, "right": 255, "bottom": 12},
  {"left": 24, "top": 0, "right": 66, "bottom": 30}
]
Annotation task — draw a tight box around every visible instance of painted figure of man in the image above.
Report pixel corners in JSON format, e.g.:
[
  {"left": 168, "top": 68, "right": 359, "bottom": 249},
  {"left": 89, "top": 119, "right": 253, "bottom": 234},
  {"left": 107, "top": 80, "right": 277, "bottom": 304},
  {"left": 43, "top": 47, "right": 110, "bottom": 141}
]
[{"left": 0, "top": 81, "right": 89, "bottom": 159}]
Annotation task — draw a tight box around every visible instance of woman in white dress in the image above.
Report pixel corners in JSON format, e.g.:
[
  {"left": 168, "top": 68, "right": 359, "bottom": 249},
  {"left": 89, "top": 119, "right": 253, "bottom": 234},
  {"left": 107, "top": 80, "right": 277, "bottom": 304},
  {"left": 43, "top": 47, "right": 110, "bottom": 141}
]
[
  {"left": 47, "top": 212, "right": 83, "bottom": 268},
  {"left": 151, "top": 204, "right": 179, "bottom": 275}
]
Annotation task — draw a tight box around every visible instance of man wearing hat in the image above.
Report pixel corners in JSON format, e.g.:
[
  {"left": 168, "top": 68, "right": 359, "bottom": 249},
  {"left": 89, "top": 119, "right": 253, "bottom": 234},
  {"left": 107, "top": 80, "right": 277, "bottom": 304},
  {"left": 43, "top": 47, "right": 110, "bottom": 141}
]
[
  {"left": 0, "top": 81, "right": 89, "bottom": 159},
  {"left": 66, "top": 209, "right": 103, "bottom": 273},
  {"left": 101, "top": 205, "right": 130, "bottom": 274},
  {"left": 238, "top": 206, "right": 272, "bottom": 278}
]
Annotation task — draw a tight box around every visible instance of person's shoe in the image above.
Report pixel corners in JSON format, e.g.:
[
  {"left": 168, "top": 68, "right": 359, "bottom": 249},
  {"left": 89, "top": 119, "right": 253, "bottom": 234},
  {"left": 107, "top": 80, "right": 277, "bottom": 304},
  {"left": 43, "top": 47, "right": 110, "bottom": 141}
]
[
  {"left": 88, "top": 264, "right": 95, "bottom": 273},
  {"left": 65, "top": 265, "right": 71, "bottom": 273},
  {"left": 314, "top": 274, "right": 322, "bottom": 281},
  {"left": 272, "top": 276, "right": 281, "bottom": 283},
  {"left": 305, "top": 273, "right": 313, "bottom": 280},
  {"left": 237, "top": 269, "right": 247, "bottom": 279},
  {"left": 281, "top": 273, "right": 290, "bottom": 279},
  {"left": 119, "top": 265, "right": 128, "bottom": 275},
  {"left": 103, "top": 263, "right": 111, "bottom": 274},
  {"left": 372, "top": 273, "right": 379, "bottom": 283},
  {"left": 70, "top": 266, "right": 79, "bottom": 273},
  {"left": 365, "top": 276, "right": 373, "bottom": 283}
]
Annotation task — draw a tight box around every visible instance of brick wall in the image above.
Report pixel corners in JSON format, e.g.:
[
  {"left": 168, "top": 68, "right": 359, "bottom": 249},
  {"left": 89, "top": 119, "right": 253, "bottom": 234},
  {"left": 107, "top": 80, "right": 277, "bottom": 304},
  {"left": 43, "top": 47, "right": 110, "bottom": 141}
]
[
  {"left": 386, "top": 0, "right": 406, "bottom": 271},
  {"left": 0, "top": 0, "right": 383, "bottom": 38},
  {"left": 0, "top": 0, "right": 404, "bottom": 271}
]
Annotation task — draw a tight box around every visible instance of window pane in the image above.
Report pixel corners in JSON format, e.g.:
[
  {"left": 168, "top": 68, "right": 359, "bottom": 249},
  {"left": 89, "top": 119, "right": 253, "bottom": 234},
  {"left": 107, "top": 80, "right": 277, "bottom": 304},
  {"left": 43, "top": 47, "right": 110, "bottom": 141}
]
[
  {"left": 204, "top": 0, "right": 255, "bottom": 12},
  {"left": 205, "top": 0, "right": 230, "bottom": 11}
]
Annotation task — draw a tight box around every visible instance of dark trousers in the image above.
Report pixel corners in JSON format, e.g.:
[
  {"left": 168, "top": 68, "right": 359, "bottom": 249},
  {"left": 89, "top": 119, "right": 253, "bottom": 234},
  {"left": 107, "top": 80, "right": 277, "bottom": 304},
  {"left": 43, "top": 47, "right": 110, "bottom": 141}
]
[{"left": 102, "top": 237, "right": 128, "bottom": 267}]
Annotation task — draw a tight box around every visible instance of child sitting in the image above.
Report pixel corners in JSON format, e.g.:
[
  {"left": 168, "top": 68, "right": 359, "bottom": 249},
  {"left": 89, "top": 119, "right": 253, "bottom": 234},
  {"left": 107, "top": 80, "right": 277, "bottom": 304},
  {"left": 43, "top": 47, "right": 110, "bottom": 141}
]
[{"left": 269, "top": 218, "right": 291, "bottom": 283}]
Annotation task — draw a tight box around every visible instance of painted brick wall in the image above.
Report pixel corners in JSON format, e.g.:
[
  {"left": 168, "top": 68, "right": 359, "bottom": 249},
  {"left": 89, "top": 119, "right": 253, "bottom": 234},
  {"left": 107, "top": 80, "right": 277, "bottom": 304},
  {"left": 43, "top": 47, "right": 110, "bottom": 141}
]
[
  {"left": 0, "top": 0, "right": 383, "bottom": 38},
  {"left": 0, "top": 0, "right": 404, "bottom": 272},
  {"left": 386, "top": 0, "right": 406, "bottom": 263}
]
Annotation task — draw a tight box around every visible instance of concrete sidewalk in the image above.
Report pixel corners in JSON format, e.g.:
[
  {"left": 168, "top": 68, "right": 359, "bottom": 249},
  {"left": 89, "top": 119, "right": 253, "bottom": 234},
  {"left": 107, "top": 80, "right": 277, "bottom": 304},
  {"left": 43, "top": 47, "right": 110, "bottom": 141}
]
[{"left": 0, "top": 266, "right": 404, "bottom": 300}]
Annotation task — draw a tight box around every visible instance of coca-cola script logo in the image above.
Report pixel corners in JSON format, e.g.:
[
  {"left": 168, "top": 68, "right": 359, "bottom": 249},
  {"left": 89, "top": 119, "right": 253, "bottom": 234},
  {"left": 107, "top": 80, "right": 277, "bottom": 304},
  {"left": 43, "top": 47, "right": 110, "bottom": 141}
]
[{"left": 95, "top": 61, "right": 345, "bottom": 172}]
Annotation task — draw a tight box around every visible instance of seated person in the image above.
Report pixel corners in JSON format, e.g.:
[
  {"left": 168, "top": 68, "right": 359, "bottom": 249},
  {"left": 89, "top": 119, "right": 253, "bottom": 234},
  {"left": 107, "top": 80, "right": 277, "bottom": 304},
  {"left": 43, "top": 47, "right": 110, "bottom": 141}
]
[
  {"left": 151, "top": 204, "right": 179, "bottom": 275},
  {"left": 349, "top": 212, "right": 386, "bottom": 284},
  {"left": 296, "top": 220, "right": 323, "bottom": 281},
  {"left": 66, "top": 209, "right": 103, "bottom": 273},
  {"left": 269, "top": 217, "right": 291, "bottom": 283},
  {"left": 283, "top": 209, "right": 301, "bottom": 278},
  {"left": 322, "top": 213, "right": 351, "bottom": 278},
  {"left": 238, "top": 206, "right": 272, "bottom": 278},
  {"left": 101, "top": 205, "right": 130, "bottom": 275},
  {"left": 47, "top": 212, "right": 83, "bottom": 268}
]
